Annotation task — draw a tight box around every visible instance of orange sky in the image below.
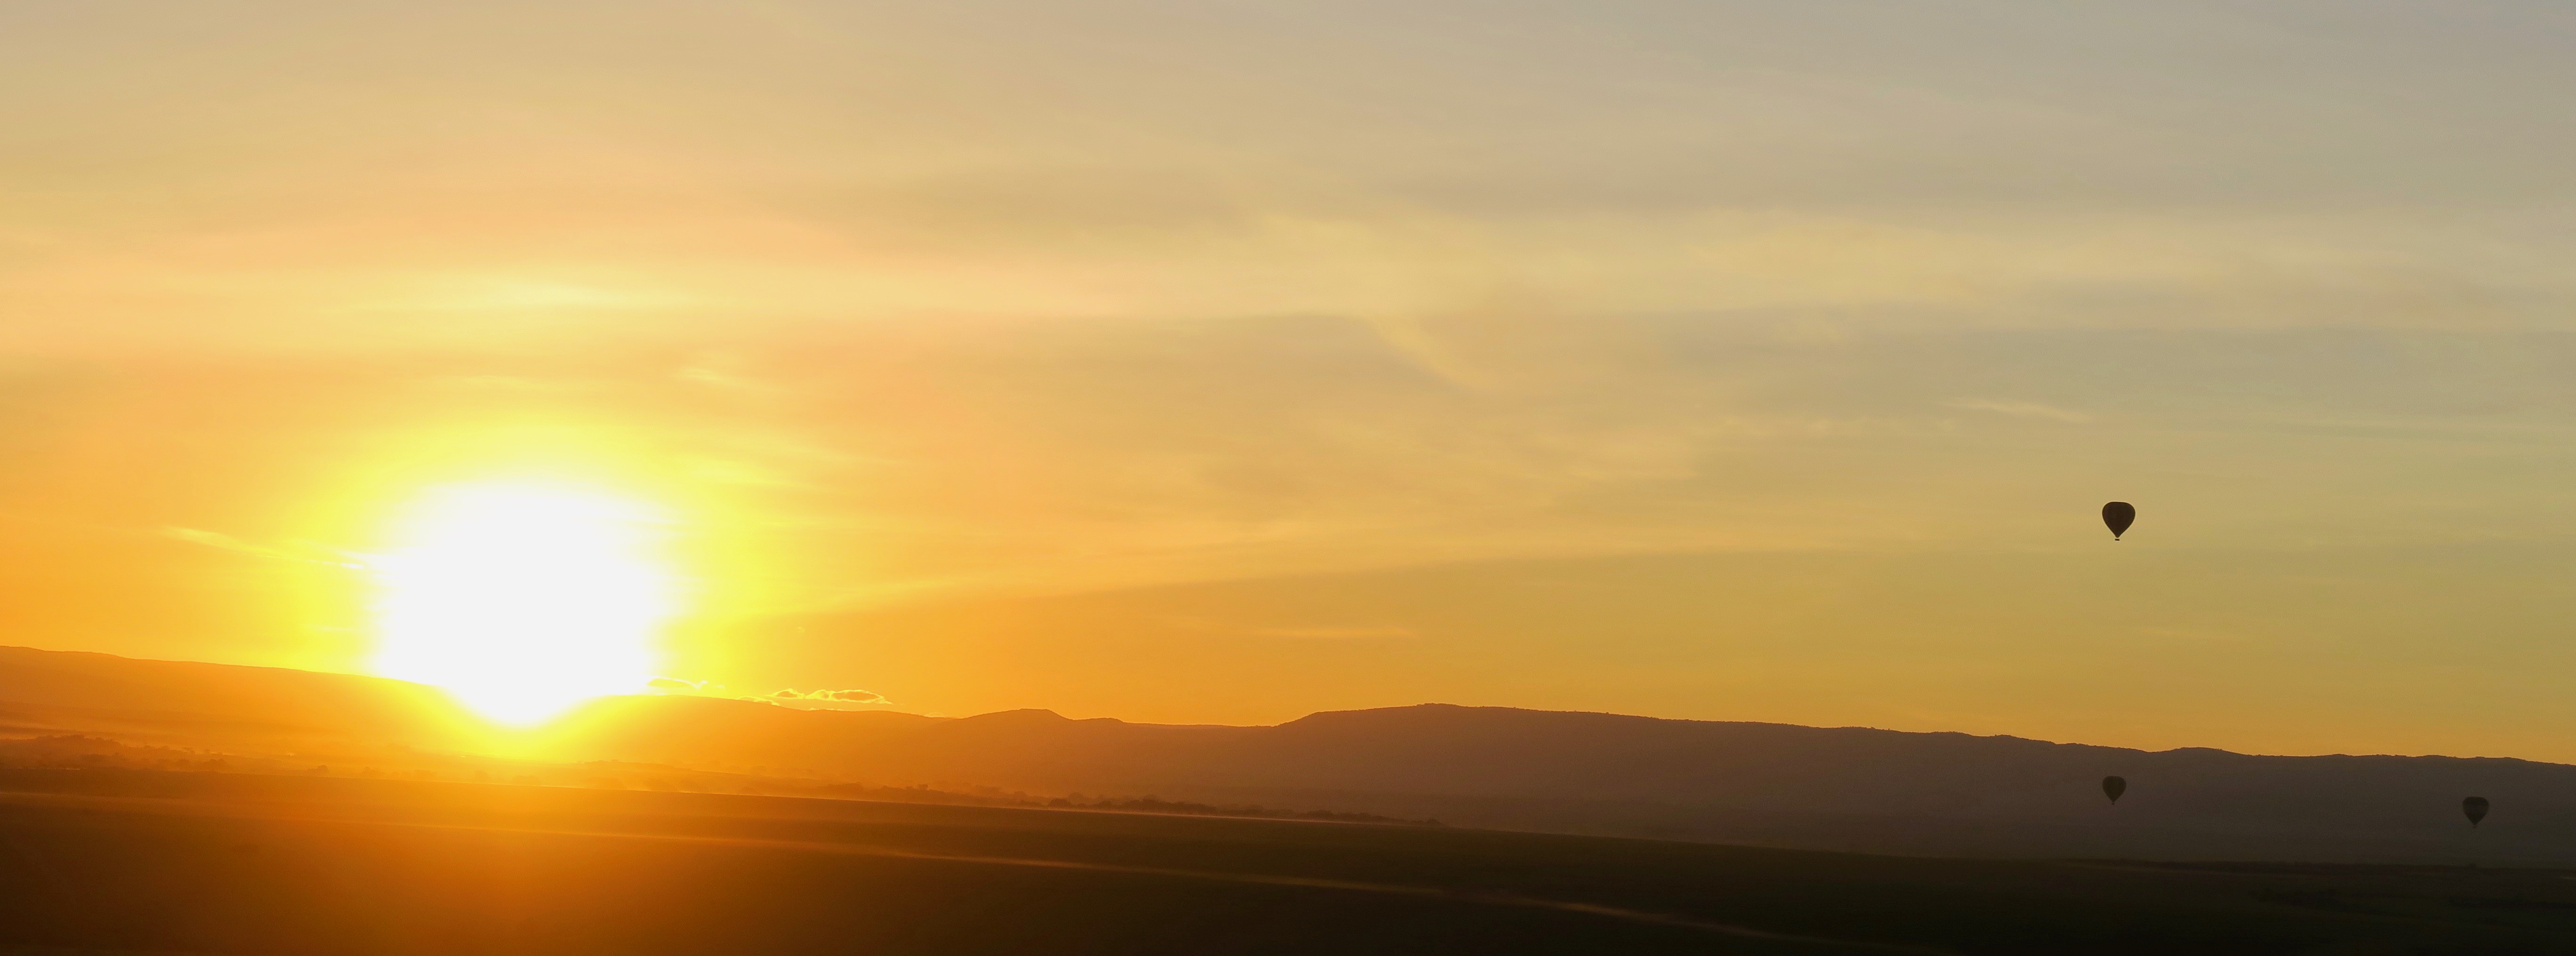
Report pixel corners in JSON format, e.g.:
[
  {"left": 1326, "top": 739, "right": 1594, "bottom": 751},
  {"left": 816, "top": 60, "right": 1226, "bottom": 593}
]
[{"left": 9, "top": 1, "right": 2576, "bottom": 759}]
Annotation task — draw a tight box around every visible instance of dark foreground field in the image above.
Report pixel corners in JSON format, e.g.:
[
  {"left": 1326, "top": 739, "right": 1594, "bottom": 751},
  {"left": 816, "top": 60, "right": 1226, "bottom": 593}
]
[{"left": 2, "top": 770, "right": 2574, "bottom": 955}]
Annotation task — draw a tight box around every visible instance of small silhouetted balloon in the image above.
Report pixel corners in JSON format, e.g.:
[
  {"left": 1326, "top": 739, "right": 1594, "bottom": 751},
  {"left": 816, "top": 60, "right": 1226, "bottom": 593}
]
[
  {"left": 2102, "top": 502, "right": 2136, "bottom": 540},
  {"left": 2102, "top": 776, "right": 2126, "bottom": 804},
  {"left": 2464, "top": 796, "right": 2490, "bottom": 827}
]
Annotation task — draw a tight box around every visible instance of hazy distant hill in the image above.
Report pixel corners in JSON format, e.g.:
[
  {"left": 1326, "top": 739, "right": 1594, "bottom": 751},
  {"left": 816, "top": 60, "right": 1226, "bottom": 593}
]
[
  {"left": 0, "top": 644, "right": 479, "bottom": 751},
  {"left": 548, "top": 694, "right": 2576, "bottom": 864},
  {"left": 4, "top": 644, "right": 2571, "bottom": 865}
]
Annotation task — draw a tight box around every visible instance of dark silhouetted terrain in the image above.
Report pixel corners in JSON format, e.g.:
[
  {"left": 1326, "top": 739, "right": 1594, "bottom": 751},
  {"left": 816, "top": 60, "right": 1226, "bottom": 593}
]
[
  {"left": 7, "top": 768, "right": 2576, "bottom": 955},
  {"left": 7, "top": 644, "right": 2574, "bottom": 865}
]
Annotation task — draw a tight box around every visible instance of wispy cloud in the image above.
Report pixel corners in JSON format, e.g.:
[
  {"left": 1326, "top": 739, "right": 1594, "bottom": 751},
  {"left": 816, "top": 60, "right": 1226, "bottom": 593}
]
[
  {"left": 1251, "top": 624, "right": 1416, "bottom": 640},
  {"left": 1943, "top": 399, "right": 2092, "bottom": 424},
  {"left": 771, "top": 688, "right": 890, "bottom": 705},
  {"left": 647, "top": 678, "right": 891, "bottom": 707},
  {"left": 161, "top": 527, "right": 361, "bottom": 567}
]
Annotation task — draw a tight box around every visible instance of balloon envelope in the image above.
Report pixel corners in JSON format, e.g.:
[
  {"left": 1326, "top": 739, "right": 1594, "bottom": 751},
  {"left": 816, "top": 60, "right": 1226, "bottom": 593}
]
[
  {"left": 2464, "top": 796, "right": 2490, "bottom": 827},
  {"left": 2102, "top": 775, "right": 2126, "bottom": 804},
  {"left": 2102, "top": 502, "right": 2135, "bottom": 539}
]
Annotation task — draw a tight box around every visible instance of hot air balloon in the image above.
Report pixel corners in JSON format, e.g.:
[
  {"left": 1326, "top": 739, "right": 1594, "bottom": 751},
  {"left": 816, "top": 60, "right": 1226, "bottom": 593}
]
[
  {"left": 2464, "top": 796, "right": 2489, "bottom": 827},
  {"left": 2102, "top": 776, "right": 2126, "bottom": 804},
  {"left": 2102, "top": 502, "right": 2135, "bottom": 540}
]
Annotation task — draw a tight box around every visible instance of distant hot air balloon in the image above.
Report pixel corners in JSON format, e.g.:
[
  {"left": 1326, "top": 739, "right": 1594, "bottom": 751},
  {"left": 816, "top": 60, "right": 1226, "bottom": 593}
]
[
  {"left": 2102, "top": 776, "right": 2127, "bottom": 804},
  {"left": 2464, "top": 796, "right": 2490, "bottom": 827},
  {"left": 2102, "top": 502, "right": 2136, "bottom": 540}
]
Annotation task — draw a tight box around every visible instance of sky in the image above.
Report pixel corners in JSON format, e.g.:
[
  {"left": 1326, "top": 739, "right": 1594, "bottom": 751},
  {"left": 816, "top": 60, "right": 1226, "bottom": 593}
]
[{"left": 7, "top": 1, "right": 2576, "bottom": 757}]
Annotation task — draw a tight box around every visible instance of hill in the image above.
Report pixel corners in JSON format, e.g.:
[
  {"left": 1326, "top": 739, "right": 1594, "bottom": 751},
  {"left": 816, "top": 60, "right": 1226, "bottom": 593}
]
[
  {"left": 545, "top": 694, "right": 2576, "bottom": 864},
  {"left": 0, "top": 644, "right": 480, "bottom": 752},
  {"left": 1, "top": 644, "right": 2565, "bottom": 864}
]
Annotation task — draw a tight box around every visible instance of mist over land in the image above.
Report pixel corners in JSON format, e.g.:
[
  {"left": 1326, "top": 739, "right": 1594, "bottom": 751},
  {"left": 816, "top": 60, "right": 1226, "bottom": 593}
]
[
  {"left": 23, "top": 767, "right": 2576, "bottom": 956},
  {"left": 16, "top": 645, "right": 2576, "bottom": 953},
  {"left": 4, "top": 644, "right": 2562, "bottom": 868}
]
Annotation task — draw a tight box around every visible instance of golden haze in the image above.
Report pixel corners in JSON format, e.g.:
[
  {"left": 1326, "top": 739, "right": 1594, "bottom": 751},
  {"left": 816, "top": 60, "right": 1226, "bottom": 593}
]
[{"left": 5, "top": 2, "right": 2576, "bottom": 758}]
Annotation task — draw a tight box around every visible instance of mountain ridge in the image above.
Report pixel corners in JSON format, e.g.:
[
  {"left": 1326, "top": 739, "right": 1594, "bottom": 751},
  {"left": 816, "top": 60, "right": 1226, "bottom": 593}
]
[{"left": 3, "top": 643, "right": 2569, "bottom": 864}]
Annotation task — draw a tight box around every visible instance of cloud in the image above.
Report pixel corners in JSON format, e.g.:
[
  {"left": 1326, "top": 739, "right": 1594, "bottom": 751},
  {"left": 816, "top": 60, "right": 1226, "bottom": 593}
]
[
  {"left": 770, "top": 688, "right": 889, "bottom": 705},
  {"left": 1943, "top": 399, "right": 2092, "bottom": 424},
  {"left": 1252, "top": 624, "right": 1416, "bottom": 640},
  {"left": 162, "top": 527, "right": 362, "bottom": 567},
  {"left": 1165, "top": 616, "right": 1418, "bottom": 640},
  {"left": 649, "top": 678, "right": 888, "bottom": 706}
]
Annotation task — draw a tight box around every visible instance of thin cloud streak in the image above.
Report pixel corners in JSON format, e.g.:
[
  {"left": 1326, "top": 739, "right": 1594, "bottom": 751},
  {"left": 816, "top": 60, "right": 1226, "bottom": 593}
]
[{"left": 1944, "top": 399, "right": 2092, "bottom": 423}]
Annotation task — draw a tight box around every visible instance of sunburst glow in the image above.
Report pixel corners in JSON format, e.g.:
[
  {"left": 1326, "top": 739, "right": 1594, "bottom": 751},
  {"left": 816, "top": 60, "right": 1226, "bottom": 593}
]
[{"left": 368, "top": 483, "right": 679, "bottom": 726}]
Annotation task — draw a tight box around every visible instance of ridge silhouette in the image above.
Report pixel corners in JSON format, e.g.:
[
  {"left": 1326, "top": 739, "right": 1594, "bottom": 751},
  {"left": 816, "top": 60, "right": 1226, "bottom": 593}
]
[{"left": 0, "top": 645, "right": 2559, "bottom": 864}]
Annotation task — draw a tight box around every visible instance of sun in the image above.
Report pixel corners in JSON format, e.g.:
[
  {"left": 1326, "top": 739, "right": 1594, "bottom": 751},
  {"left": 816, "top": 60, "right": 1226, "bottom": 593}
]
[{"left": 367, "top": 482, "right": 680, "bottom": 726}]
